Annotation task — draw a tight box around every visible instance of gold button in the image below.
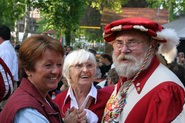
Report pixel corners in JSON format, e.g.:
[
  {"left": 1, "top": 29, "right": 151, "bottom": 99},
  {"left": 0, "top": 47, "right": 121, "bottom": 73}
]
[{"left": 137, "top": 87, "right": 140, "bottom": 92}]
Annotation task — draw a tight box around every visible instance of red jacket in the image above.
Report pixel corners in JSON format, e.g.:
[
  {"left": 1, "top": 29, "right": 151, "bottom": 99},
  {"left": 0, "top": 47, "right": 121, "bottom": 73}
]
[
  {"left": 0, "top": 78, "right": 63, "bottom": 123},
  {"left": 54, "top": 85, "right": 114, "bottom": 123}
]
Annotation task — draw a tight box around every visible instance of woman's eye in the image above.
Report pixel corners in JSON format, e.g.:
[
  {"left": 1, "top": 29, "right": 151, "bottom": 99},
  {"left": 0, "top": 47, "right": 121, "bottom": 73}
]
[
  {"left": 57, "top": 64, "right": 62, "bottom": 67},
  {"left": 75, "top": 64, "right": 82, "bottom": 68},
  {"left": 87, "top": 64, "right": 93, "bottom": 68},
  {"left": 46, "top": 64, "right": 51, "bottom": 67}
]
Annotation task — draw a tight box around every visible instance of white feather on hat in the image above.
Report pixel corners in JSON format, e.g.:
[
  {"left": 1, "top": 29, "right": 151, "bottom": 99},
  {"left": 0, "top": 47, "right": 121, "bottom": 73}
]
[{"left": 156, "top": 28, "right": 180, "bottom": 63}]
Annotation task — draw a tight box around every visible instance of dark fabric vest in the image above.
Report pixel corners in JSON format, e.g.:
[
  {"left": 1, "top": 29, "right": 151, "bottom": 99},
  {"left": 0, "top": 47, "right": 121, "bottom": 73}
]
[{"left": 0, "top": 78, "right": 63, "bottom": 123}]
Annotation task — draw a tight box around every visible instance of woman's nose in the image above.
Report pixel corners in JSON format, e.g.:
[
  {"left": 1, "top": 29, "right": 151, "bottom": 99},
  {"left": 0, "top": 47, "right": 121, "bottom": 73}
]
[
  {"left": 81, "top": 66, "right": 88, "bottom": 71},
  {"left": 51, "top": 66, "right": 61, "bottom": 74}
]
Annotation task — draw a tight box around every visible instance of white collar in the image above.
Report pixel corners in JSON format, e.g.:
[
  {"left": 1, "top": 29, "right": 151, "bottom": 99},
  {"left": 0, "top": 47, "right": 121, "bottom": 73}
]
[{"left": 63, "top": 83, "right": 98, "bottom": 108}]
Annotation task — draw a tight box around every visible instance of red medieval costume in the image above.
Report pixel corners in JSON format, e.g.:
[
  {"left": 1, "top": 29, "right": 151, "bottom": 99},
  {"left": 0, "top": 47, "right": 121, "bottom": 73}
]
[{"left": 102, "top": 56, "right": 185, "bottom": 123}]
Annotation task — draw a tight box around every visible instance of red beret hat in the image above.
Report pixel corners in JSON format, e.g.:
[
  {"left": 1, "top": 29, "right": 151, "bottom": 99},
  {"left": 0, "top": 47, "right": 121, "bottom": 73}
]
[
  {"left": 103, "top": 17, "right": 180, "bottom": 63},
  {"left": 103, "top": 17, "right": 166, "bottom": 43}
]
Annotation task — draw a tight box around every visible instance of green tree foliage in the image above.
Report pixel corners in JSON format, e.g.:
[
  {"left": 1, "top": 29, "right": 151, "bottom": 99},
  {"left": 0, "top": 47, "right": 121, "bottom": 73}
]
[
  {"left": 74, "top": 0, "right": 127, "bottom": 47},
  {"left": 0, "top": 0, "right": 13, "bottom": 27},
  {"left": 34, "top": 0, "right": 127, "bottom": 45},
  {"left": 0, "top": 0, "right": 24, "bottom": 28},
  {"left": 0, "top": 0, "right": 127, "bottom": 45},
  {"left": 33, "top": 0, "right": 86, "bottom": 45},
  {"left": 2, "top": 0, "right": 184, "bottom": 46},
  {"left": 124, "top": 0, "right": 148, "bottom": 7},
  {"left": 0, "top": 0, "right": 28, "bottom": 44},
  {"left": 89, "top": 0, "right": 127, "bottom": 13},
  {"left": 146, "top": 0, "right": 185, "bottom": 21}
]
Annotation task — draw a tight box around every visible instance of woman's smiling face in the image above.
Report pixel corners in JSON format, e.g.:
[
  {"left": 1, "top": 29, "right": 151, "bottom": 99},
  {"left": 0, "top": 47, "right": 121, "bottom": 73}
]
[
  {"left": 69, "top": 59, "right": 95, "bottom": 87},
  {"left": 27, "top": 48, "right": 63, "bottom": 96}
]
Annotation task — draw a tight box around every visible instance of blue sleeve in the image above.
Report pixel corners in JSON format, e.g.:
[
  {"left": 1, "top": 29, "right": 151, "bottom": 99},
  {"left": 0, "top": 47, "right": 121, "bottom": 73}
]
[{"left": 14, "top": 108, "right": 49, "bottom": 123}]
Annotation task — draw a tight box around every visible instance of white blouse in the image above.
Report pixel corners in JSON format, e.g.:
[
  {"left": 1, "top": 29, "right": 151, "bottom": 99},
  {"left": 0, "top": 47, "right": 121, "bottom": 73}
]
[{"left": 63, "top": 83, "right": 98, "bottom": 123}]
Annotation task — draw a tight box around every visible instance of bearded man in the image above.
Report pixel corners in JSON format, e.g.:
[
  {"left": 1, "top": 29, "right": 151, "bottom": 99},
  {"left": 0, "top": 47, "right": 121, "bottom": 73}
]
[{"left": 101, "top": 17, "right": 185, "bottom": 123}]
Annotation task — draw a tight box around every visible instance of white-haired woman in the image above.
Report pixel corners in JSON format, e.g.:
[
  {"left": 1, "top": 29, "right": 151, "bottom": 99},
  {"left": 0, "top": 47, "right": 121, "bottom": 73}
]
[{"left": 54, "top": 49, "right": 114, "bottom": 123}]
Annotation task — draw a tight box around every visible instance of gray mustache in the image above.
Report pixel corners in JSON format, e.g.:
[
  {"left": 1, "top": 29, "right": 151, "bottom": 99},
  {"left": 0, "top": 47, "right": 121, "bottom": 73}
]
[{"left": 117, "top": 54, "right": 135, "bottom": 61}]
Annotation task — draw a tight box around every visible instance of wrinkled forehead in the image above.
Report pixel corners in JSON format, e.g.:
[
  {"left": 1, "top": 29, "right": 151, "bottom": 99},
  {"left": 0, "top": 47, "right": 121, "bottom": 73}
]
[{"left": 70, "top": 58, "right": 96, "bottom": 67}]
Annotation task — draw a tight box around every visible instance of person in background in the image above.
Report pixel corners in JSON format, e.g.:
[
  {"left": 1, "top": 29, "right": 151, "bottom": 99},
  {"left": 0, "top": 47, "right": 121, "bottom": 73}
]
[
  {"left": 168, "top": 62, "right": 185, "bottom": 86},
  {"left": 52, "top": 76, "right": 69, "bottom": 96},
  {"left": 0, "top": 25, "right": 18, "bottom": 109},
  {"left": 107, "top": 68, "right": 119, "bottom": 86},
  {"left": 101, "top": 17, "right": 185, "bottom": 123},
  {"left": 96, "top": 68, "right": 119, "bottom": 89},
  {"left": 54, "top": 49, "right": 114, "bottom": 123},
  {"left": 88, "top": 49, "right": 102, "bottom": 80},
  {"left": 14, "top": 44, "right": 20, "bottom": 57},
  {"left": 99, "top": 53, "right": 113, "bottom": 78},
  {"left": 0, "top": 34, "right": 86, "bottom": 123},
  {"left": 60, "top": 76, "right": 69, "bottom": 92},
  {"left": 65, "top": 46, "right": 73, "bottom": 56},
  {"left": 176, "top": 52, "right": 185, "bottom": 67},
  {"left": 0, "top": 25, "right": 18, "bottom": 82},
  {"left": 14, "top": 44, "right": 22, "bottom": 87}
]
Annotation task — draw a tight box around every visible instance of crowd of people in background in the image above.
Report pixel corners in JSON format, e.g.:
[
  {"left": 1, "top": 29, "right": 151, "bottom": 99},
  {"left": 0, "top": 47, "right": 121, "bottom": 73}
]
[{"left": 0, "top": 16, "right": 185, "bottom": 123}]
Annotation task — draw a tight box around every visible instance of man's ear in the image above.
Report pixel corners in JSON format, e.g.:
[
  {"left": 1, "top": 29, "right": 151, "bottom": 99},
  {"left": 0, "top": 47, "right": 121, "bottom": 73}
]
[
  {"left": 151, "top": 39, "right": 158, "bottom": 47},
  {"left": 150, "top": 39, "right": 160, "bottom": 53}
]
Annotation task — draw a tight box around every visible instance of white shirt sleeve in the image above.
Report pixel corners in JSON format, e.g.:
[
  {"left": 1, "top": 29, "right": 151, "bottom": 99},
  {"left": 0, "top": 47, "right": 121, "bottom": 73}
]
[
  {"left": 14, "top": 108, "right": 49, "bottom": 123},
  {"left": 84, "top": 109, "right": 98, "bottom": 123}
]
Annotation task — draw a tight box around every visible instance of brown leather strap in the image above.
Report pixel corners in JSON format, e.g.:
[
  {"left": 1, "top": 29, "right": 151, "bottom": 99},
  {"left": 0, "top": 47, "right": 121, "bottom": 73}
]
[{"left": 85, "top": 96, "right": 93, "bottom": 109}]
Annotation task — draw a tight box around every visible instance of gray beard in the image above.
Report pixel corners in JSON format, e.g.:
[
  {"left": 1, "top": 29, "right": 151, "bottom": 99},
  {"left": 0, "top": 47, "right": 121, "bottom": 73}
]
[{"left": 113, "top": 54, "right": 145, "bottom": 78}]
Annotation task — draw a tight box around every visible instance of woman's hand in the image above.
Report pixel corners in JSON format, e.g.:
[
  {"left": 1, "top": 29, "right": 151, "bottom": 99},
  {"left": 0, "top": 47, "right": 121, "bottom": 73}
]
[
  {"left": 77, "top": 107, "right": 87, "bottom": 123},
  {"left": 64, "top": 107, "right": 87, "bottom": 123},
  {"left": 64, "top": 107, "right": 78, "bottom": 123}
]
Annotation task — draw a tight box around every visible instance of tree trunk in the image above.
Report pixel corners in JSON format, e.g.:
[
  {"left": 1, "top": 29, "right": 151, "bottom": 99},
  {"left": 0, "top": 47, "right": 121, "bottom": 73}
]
[
  {"left": 14, "top": 20, "right": 19, "bottom": 44},
  {"left": 22, "top": 0, "right": 30, "bottom": 41},
  {"left": 65, "top": 28, "right": 71, "bottom": 46}
]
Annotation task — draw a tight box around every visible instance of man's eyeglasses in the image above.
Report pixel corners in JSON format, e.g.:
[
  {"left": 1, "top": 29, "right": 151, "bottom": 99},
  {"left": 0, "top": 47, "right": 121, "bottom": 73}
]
[
  {"left": 114, "top": 40, "right": 144, "bottom": 50},
  {"left": 71, "top": 63, "right": 95, "bottom": 71}
]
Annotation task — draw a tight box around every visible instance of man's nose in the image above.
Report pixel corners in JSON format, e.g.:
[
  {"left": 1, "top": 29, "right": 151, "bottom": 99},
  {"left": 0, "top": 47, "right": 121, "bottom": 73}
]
[{"left": 119, "top": 44, "right": 131, "bottom": 53}]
